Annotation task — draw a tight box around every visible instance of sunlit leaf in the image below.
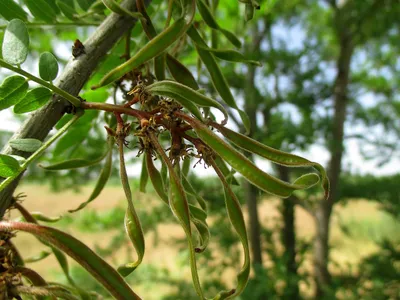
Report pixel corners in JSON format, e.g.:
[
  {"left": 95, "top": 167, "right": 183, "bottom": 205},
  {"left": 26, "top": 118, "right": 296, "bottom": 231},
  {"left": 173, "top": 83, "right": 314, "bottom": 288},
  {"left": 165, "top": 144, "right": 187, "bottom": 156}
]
[
  {"left": 0, "top": 75, "right": 29, "bottom": 110},
  {"left": 2, "top": 19, "right": 30, "bottom": 65},
  {"left": 14, "top": 87, "right": 52, "bottom": 114},
  {"left": 93, "top": 18, "right": 187, "bottom": 89},
  {"left": 147, "top": 80, "right": 228, "bottom": 124},
  {"left": 181, "top": 115, "right": 321, "bottom": 197},
  {"left": 0, "top": 154, "right": 20, "bottom": 178}
]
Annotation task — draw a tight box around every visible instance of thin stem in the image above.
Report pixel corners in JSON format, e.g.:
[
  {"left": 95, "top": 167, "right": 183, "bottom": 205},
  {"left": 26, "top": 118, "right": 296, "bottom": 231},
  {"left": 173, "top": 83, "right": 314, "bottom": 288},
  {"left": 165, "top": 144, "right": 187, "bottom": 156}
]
[
  {"left": 0, "top": 22, "right": 101, "bottom": 29},
  {"left": 81, "top": 101, "right": 150, "bottom": 119},
  {"left": 0, "top": 59, "right": 82, "bottom": 107},
  {"left": 0, "top": 112, "right": 83, "bottom": 193}
]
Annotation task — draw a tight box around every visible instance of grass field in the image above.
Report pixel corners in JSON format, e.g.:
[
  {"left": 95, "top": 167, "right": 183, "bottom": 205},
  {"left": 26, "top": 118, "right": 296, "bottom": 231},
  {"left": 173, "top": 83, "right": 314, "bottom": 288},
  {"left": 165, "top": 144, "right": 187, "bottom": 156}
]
[{"left": 9, "top": 183, "right": 399, "bottom": 299}]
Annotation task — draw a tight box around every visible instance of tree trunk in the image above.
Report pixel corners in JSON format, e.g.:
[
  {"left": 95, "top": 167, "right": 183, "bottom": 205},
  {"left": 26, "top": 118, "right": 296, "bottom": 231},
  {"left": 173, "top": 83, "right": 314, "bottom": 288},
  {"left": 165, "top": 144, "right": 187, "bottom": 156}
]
[
  {"left": 313, "top": 29, "right": 354, "bottom": 299},
  {"left": 0, "top": 0, "right": 150, "bottom": 218},
  {"left": 277, "top": 166, "right": 299, "bottom": 300}
]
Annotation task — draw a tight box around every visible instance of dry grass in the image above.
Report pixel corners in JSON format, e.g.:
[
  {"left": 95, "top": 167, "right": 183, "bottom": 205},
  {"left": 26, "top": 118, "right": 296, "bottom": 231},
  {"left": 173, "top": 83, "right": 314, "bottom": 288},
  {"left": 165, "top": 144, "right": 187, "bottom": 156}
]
[{"left": 8, "top": 184, "right": 394, "bottom": 298}]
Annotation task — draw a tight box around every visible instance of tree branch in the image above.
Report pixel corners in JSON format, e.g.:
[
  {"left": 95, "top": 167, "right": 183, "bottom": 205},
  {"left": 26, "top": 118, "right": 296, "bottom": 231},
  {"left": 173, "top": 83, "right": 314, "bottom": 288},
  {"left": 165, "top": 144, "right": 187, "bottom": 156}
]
[{"left": 0, "top": 0, "right": 152, "bottom": 218}]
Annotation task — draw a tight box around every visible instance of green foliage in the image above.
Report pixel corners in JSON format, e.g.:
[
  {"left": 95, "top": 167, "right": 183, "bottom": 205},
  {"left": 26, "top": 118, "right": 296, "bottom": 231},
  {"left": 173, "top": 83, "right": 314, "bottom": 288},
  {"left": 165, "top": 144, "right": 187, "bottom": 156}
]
[
  {"left": 39, "top": 52, "right": 59, "bottom": 81},
  {"left": 9, "top": 138, "right": 42, "bottom": 152},
  {"left": 0, "top": 0, "right": 399, "bottom": 299},
  {"left": 14, "top": 87, "right": 52, "bottom": 113},
  {"left": 0, "top": 75, "right": 29, "bottom": 110},
  {"left": 2, "top": 19, "right": 29, "bottom": 65},
  {"left": 0, "top": 154, "right": 20, "bottom": 177}
]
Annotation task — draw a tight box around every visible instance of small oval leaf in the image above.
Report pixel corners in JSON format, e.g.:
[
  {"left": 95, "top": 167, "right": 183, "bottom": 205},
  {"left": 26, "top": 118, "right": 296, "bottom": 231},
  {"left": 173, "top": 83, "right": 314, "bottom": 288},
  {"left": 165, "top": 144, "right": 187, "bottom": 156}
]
[
  {"left": 0, "top": 154, "right": 21, "bottom": 178},
  {"left": 39, "top": 52, "right": 59, "bottom": 81},
  {"left": 2, "top": 19, "right": 30, "bottom": 65},
  {"left": 14, "top": 87, "right": 52, "bottom": 114},
  {"left": 0, "top": 75, "right": 29, "bottom": 111},
  {"left": 9, "top": 138, "right": 42, "bottom": 152}
]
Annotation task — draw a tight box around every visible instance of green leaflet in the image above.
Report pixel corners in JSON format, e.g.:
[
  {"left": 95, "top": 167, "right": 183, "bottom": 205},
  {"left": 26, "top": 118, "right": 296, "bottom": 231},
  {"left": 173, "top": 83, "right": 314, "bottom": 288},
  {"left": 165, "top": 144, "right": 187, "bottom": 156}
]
[
  {"left": 149, "top": 132, "right": 204, "bottom": 298},
  {"left": 14, "top": 87, "right": 52, "bottom": 114},
  {"left": 196, "top": 45, "right": 262, "bottom": 66},
  {"left": 192, "top": 216, "right": 210, "bottom": 253},
  {"left": 0, "top": 75, "right": 29, "bottom": 111},
  {"left": 15, "top": 286, "right": 79, "bottom": 300},
  {"left": 118, "top": 139, "right": 145, "bottom": 277},
  {"left": 139, "top": 154, "right": 148, "bottom": 193},
  {"left": 146, "top": 151, "right": 209, "bottom": 252},
  {"left": 2, "top": 19, "right": 30, "bottom": 65},
  {"left": 0, "top": 221, "right": 141, "bottom": 299},
  {"left": 25, "top": 0, "right": 57, "bottom": 23},
  {"left": 245, "top": 3, "right": 254, "bottom": 21},
  {"left": 39, "top": 148, "right": 108, "bottom": 170},
  {"left": 147, "top": 80, "right": 228, "bottom": 124},
  {"left": 57, "top": 0, "right": 77, "bottom": 20},
  {"left": 14, "top": 201, "right": 90, "bottom": 299},
  {"left": 166, "top": 54, "right": 199, "bottom": 90},
  {"left": 182, "top": 175, "right": 207, "bottom": 210},
  {"left": 211, "top": 159, "right": 250, "bottom": 300},
  {"left": 24, "top": 250, "right": 52, "bottom": 263},
  {"left": 182, "top": 157, "right": 191, "bottom": 177},
  {"left": 76, "top": 0, "right": 95, "bottom": 10},
  {"left": 154, "top": 54, "right": 166, "bottom": 81},
  {"left": 39, "top": 52, "right": 59, "bottom": 81},
  {"left": 146, "top": 151, "right": 169, "bottom": 205},
  {"left": 9, "top": 138, "right": 42, "bottom": 152},
  {"left": 68, "top": 138, "right": 113, "bottom": 213},
  {"left": 118, "top": 208, "right": 145, "bottom": 276},
  {"left": 0, "top": 154, "right": 20, "bottom": 178},
  {"left": 93, "top": 17, "right": 187, "bottom": 89},
  {"left": 187, "top": 26, "right": 251, "bottom": 133},
  {"left": 196, "top": 0, "right": 241, "bottom": 48},
  {"left": 102, "top": 0, "right": 143, "bottom": 19},
  {"left": 212, "top": 122, "right": 330, "bottom": 199},
  {"left": 0, "top": 0, "right": 28, "bottom": 21},
  {"left": 30, "top": 212, "right": 62, "bottom": 223},
  {"left": 213, "top": 156, "right": 239, "bottom": 185},
  {"left": 183, "top": 116, "right": 321, "bottom": 197}
]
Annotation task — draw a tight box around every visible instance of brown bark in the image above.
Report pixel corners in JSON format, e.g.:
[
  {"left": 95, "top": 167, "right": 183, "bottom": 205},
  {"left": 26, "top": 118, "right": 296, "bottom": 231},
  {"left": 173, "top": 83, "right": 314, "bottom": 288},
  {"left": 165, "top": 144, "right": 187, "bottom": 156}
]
[
  {"left": 313, "top": 27, "right": 354, "bottom": 299},
  {"left": 0, "top": 0, "right": 150, "bottom": 218}
]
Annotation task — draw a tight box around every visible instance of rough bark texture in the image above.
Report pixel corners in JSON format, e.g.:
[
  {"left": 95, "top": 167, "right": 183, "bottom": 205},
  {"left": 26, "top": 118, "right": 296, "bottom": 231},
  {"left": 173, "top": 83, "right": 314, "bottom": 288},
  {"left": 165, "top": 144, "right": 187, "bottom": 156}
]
[
  {"left": 277, "top": 166, "right": 299, "bottom": 300},
  {"left": 0, "top": 0, "right": 151, "bottom": 218},
  {"left": 313, "top": 23, "right": 354, "bottom": 299}
]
